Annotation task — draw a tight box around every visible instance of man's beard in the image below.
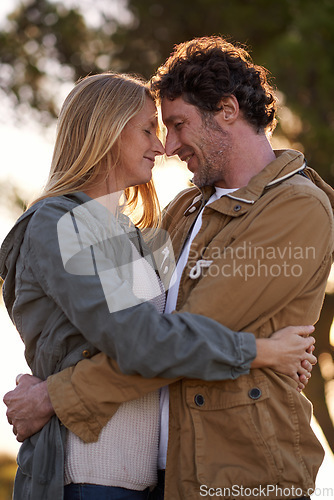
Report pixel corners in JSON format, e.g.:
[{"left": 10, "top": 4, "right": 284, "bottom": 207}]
[{"left": 192, "top": 115, "right": 232, "bottom": 188}]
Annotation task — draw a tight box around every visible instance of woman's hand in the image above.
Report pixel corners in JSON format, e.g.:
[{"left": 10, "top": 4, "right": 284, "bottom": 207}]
[{"left": 252, "top": 325, "right": 317, "bottom": 391}]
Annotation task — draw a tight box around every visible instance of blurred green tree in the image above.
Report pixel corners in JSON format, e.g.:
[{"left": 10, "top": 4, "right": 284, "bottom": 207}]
[
  {"left": 114, "top": 0, "right": 334, "bottom": 185},
  {"left": 1, "top": 0, "right": 333, "bottom": 182},
  {"left": 0, "top": 0, "right": 333, "bottom": 453},
  {"left": 0, "top": 0, "right": 118, "bottom": 126}
]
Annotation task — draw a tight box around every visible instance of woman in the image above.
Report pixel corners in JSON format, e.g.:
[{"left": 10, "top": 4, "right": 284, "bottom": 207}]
[{"left": 0, "top": 72, "right": 315, "bottom": 500}]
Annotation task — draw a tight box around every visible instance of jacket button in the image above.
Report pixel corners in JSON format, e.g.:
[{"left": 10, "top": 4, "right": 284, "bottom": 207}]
[
  {"left": 248, "top": 387, "right": 262, "bottom": 400},
  {"left": 194, "top": 394, "right": 205, "bottom": 407},
  {"left": 188, "top": 206, "right": 197, "bottom": 213},
  {"left": 82, "top": 349, "right": 91, "bottom": 358},
  {"left": 233, "top": 204, "right": 242, "bottom": 212}
]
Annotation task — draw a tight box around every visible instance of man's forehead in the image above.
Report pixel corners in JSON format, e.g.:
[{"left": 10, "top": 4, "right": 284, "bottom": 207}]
[{"left": 161, "top": 96, "right": 193, "bottom": 123}]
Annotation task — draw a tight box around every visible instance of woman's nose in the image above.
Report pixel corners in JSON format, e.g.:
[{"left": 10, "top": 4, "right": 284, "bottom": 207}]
[{"left": 153, "top": 136, "right": 165, "bottom": 156}]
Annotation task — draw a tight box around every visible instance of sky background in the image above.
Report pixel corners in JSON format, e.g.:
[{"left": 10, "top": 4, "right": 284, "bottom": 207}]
[{"left": 0, "top": 1, "right": 333, "bottom": 497}]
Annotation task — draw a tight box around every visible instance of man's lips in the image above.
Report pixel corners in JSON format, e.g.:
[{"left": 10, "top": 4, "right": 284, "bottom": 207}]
[
  {"left": 180, "top": 152, "right": 194, "bottom": 165},
  {"left": 182, "top": 153, "right": 196, "bottom": 172},
  {"left": 144, "top": 156, "right": 155, "bottom": 166}
]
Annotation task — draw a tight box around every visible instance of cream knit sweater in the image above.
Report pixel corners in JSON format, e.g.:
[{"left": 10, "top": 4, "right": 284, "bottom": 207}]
[{"left": 64, "top": 239, "right": 165, "bottom": 490}]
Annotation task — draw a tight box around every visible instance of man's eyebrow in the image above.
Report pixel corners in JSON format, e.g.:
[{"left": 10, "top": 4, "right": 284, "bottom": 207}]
[{"left": 162, "top": 114, "right": 182, "bottom": 126}]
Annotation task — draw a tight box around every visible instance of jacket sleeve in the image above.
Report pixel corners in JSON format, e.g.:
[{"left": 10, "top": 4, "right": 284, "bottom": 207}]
[
  {"left": 48, "top": 316, "right": 256, "bottom": 442},
  {"left": 47, "top": 354, "right": 178, "bottom": 442},
  {"left": 28, "top": 202, "right": 256, "bottom": 380}
]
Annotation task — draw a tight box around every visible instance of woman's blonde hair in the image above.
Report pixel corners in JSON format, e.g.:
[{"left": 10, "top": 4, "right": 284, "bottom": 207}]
[{"left": 30, "top": 72, "right": 161, "bottom": 229}]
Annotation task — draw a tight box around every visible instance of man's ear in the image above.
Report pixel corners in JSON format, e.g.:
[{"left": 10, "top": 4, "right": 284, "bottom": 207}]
[{"left": 217, "top": 95, "right": 239, "bottom": 123}]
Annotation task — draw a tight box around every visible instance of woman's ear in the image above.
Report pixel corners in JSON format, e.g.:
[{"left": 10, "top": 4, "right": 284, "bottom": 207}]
[{"left": 217, "top": 95, "right": 239, "bottom": 123}]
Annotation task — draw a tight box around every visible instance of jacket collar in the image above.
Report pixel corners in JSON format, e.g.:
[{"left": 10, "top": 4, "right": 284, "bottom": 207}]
[
  {"left": 185, "top": 149, "right": 306, "bottom": 217},
  {"left": 227, "top": 149, "right": 305, "bottom": 203}
]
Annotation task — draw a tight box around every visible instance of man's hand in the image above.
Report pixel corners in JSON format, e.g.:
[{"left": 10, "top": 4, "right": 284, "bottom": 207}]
[
  {"left": 252, "top": 325, "right": 317, "bottom": 391},
  {"left": 3, "top": 374, "right": 55, "bottom": 442}
]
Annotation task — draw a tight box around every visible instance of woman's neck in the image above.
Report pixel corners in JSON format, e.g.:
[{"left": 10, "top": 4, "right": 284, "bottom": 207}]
[{"left": 83, "top": 189, "right": 124, "bottom": 215}]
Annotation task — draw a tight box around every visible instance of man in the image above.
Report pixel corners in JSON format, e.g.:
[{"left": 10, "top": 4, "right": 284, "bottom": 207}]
[{"left": 4, "top": 37, "right": 334, "bottom": 500}]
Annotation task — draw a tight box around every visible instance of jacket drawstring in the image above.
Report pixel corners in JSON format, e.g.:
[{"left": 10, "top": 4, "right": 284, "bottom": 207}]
[{"left": 189, "top": 259, "right": 213, "bottom": 279}]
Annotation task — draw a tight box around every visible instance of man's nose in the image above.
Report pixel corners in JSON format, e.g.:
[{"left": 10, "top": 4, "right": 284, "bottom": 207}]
[{"left": 165, "top": 131, "right": 181, "bottom": 157}]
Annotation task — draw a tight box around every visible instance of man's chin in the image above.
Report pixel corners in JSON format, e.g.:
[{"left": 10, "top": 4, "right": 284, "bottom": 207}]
[
  {"left": 191, "top": 175, "right": 208, "bottom": 188},
  {"left": 191, "top": 176, "right": 200, "bottom": 187}
]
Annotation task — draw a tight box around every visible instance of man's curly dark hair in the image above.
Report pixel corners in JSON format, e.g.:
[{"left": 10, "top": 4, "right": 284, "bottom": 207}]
[{"left": 151, "top": 36, "right": 277, "bottom": 134}]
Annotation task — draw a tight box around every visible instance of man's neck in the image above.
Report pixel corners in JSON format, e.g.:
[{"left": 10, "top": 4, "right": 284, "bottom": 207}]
[{"left": 215, "top": 127, "right": 276, "bottom": 189}]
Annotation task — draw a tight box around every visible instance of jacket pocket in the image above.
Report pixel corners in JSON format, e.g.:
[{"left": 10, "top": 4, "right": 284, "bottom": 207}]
[{"left": 185, "top": 375, "right": 284, "bottom": 489}]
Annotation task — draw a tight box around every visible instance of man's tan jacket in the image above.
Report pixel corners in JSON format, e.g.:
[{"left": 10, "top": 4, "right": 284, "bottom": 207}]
[{"left": 48, "top": 150, "right": 334, "bottom": 499}]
